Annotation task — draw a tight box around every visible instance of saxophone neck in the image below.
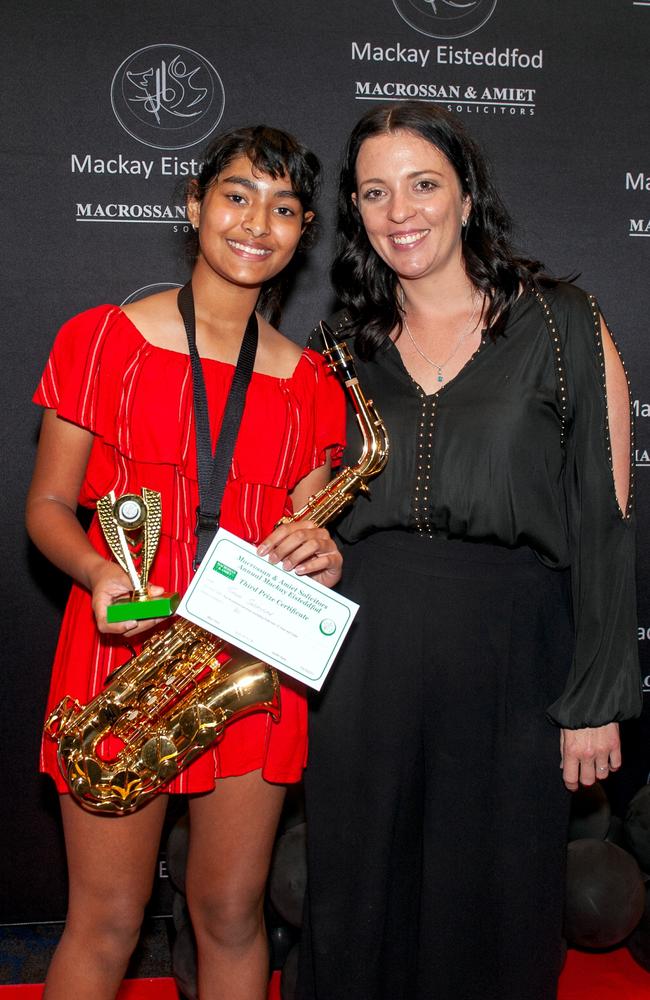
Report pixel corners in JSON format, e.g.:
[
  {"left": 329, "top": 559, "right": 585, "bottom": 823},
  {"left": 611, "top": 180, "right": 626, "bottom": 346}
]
[
  {"left": 285, "top": 330, "right": 389, "bottom": 528},
  {"left": 345, "top": 381, "right": 389, "bottom": 477},
  {"left": 320, "top": 322, "right": 389, "bottom": 474}
]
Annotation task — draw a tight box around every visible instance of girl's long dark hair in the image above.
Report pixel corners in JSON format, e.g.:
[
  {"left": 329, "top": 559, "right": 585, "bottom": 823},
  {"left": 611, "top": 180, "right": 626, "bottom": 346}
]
[
  {"left": 188, "top": 125, "right": 321, "bottom": 327},
  {"left": 332, "top": 102, "right": 550, "bottom": 358}
]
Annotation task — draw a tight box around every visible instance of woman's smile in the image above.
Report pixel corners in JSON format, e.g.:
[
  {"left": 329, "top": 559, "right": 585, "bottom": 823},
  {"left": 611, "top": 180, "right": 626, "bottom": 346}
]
[{"left": 388, "top": 228, "right": 430, "bottom": 249}]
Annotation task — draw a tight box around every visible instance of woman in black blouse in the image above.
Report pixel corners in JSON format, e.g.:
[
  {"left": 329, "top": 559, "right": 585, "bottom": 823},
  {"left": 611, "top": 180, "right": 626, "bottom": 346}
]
[{"left": 298, "top": 103, "right": 642, "bottom": 1000}]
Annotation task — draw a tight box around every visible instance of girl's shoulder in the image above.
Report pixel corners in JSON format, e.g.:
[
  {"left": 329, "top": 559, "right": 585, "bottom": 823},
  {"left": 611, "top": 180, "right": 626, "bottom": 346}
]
[
  {"left": 119, "top": 288, "right": 185, "bottom": 353},
  {"left": 256, "top": 316, "right": 304, "bottom": 380},
  {"left": 51, "top": 303, "right": 131, "bottom": 359}
]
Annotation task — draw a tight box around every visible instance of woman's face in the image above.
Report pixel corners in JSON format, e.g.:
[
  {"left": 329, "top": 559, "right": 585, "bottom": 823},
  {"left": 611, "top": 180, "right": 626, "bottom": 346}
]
[
  {"left": 188, "top": 154, "right": 313, "bottom": 289},
  {"left": 352, "top": 130, "right": 470, "bottom": 283}
]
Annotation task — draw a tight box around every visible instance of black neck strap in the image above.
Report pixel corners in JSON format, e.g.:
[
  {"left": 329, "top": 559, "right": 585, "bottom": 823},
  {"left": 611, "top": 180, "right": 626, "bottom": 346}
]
[{"left": 177, "top": 282, "right": 259, "bottom": 570}]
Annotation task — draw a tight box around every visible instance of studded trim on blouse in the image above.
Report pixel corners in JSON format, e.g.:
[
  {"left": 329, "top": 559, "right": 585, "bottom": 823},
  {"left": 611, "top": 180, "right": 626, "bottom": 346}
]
[{"left": 586, "top": 293, "right": 635, "bottom": 521}]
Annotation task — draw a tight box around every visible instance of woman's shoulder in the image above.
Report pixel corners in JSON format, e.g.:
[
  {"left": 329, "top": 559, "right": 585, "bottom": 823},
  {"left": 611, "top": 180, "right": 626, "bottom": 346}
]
[
  {"left": 532, "top": 280, "right": 596, "bottom": 322},
  {"left": 525, "top": 281, "right": 607, "bottom": 386},
  {"left": 306, "top": 308, "right": 355, "bottom": 353}
]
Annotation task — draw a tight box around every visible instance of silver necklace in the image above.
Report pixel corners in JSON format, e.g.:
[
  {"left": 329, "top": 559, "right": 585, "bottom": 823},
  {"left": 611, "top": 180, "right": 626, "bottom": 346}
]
[{"left": 402, "top": 293, "right": 481, "bottom": 384}]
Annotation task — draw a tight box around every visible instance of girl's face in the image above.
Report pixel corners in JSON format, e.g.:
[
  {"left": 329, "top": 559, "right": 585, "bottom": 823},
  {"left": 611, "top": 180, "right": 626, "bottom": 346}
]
[
  {"left": 352, "top": 129, "right": 470, "bottom": 284},
  {"left": 188, "top": 154, "right": 313, "bottom": 289}
]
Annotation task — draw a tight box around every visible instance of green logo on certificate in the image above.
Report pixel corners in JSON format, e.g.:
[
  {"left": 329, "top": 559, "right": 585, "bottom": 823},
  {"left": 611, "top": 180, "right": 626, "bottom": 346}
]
[
  {"left": 319, "top": 619, "right": 337, "bottom": 636},
  {"left": 214, "top": 561, "right": 237, "bottom": 580}
]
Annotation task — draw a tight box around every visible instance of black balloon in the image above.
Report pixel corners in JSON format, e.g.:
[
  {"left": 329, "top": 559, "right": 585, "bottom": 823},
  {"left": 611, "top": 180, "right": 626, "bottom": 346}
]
[
  {"left": 166, "top": 812, "right": 190, "bottom": 894},
  {"left": 269, "top": 822, "right": 307, "bottom": 928},
  {"left": 269, "top": 923, "right": 295, "bottom": 971},
  {"left": 624, "top": 785, "right": 650, "bottom": 874},
  {"left": 281, "top": 783, "right": 306, "bottom": 832},
  {"left": 627, "top": 884, "right": 650, "bottom": 972},
  {"left": 568, "top": 782, "right": 611, "bottom": 842},
  {"left": 172, "top": 921, "right": 197, "bottom": 1000},
  {"left": 281, "top": 943, "right": 300, "bottom": 1000},
  {"left": 605, "top": 814, "right": 627, "bottom": 849},
  {"left": 172, "top": 888, "right": 191, "bottom": 933},
  {"left": 565, "top": 839, "right": 645, "bottom": 949}
]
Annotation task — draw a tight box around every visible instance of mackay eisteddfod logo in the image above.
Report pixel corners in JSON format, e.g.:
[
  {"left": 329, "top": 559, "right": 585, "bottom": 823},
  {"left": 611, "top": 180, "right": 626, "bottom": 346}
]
[
  {"left": 111, "top": 44, "right": 225, "bottom": 150},
  {"left": 393, "top": 0, "right": 497, "bottom": 38}
]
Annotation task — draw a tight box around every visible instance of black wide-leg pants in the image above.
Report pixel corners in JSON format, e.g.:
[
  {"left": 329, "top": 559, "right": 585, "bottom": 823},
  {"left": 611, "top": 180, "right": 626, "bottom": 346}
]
[{"left": 298, "top": 531, "right": 573, "bottom": 1000}]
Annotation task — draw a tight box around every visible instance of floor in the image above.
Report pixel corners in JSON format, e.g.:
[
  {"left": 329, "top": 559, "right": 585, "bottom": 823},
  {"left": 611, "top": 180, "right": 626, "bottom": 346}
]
[
  {"left": 0, "top": 921, "right": 648, "bottom": 998},
  {"left": 559, "top": 948, "right": 650, "bottom": 1000},
  {"left": 0, "top": 919, "right": 172, "bottom": 987}
]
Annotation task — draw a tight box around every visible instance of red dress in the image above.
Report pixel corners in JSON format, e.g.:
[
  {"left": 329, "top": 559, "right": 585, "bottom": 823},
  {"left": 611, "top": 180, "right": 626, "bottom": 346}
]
[{"left": 34, "top": 305, "right": 346, "bottom": 793}]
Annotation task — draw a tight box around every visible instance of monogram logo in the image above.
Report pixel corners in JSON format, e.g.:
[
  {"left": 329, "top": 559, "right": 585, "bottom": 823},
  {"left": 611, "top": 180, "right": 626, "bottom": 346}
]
[
  {"left": 393, "top": 0, "right": 497, "bottom": 38},
  {"left": 423, "top": 1, "right": 478, "bottom": 12},
  {"left": 111, "top": 45, "right": 225, "bottom": 150},
  {"left": 121, "top": 283, "right": 183, "bottom": 306}
]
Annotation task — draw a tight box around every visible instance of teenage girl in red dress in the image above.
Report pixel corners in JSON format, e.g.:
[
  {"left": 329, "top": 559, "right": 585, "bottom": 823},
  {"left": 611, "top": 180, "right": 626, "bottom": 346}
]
[{"left": 26, "top": 125, "right": 345, "bottom": 1000}]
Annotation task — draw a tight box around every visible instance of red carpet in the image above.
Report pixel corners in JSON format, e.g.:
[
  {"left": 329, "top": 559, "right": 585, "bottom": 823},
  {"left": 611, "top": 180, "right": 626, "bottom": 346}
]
[
  {"left": 1, "top": 954, "right": 648, "bottom": 998},
  {"left": 559, "top": 949, "right": 650, "bottom": 999},
  {"left": 0, "top": 981, "right": 179, "bottom": 998}
]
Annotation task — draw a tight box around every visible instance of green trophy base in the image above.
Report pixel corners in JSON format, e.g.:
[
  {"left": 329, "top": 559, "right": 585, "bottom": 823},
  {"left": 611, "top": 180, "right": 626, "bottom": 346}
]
[{"left": 107, "top": 592, "right": 180, "bottom": 623}]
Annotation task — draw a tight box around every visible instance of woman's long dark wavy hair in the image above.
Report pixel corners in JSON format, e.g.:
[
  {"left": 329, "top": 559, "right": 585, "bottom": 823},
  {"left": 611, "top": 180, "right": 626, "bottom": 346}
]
[
  {"left": 332, "top": 102, "right": 550, "bottom": 358},
  {"left": 187, "top": 125, "right": 321, "bottom": 327}
]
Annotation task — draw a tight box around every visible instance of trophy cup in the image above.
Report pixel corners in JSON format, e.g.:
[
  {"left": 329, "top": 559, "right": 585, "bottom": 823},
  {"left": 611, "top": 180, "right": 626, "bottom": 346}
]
[{"left": 96, "top": 488, "right": 179, "bottom": 623}]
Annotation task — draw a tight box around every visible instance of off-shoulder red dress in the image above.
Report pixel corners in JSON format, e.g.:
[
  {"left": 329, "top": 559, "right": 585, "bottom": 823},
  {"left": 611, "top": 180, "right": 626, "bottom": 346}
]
[{"left": 34, "top": 305, "right": 346, "bottom": 793}]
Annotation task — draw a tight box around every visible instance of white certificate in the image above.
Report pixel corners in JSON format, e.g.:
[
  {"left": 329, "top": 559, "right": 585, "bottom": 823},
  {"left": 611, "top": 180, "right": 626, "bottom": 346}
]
[{"left": 177, "top": 528, "right": 358, "bottom": 691}]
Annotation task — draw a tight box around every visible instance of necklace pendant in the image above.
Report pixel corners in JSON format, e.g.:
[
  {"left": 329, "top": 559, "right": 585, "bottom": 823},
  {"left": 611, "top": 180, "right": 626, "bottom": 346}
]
[{"left": 401, "top": 288, "right": 482, "bottom": 386}]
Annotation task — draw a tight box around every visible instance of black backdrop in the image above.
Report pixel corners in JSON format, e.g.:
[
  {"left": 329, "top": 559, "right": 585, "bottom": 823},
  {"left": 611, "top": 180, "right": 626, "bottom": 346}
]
[{"left": 3, "top": 0, "right": 650, "bottom": 924}]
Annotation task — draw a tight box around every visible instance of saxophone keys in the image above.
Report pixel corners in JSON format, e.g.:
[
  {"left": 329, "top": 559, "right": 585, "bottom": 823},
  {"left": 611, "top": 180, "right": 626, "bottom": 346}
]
[
  {"left": 140, "top": 734, "right": 179, "bottom": 778},
  {"left": 177, "top": 704, "right": 224, "bottom": 748},
  {"left": 44, "top": 695, "right": 82, "bottom": 738},
  {"left": 68, "top": 755, "right": 103, "bottom": 798},
  {"left": 108, "top": 771, "right": 145, "bottom": 808}
]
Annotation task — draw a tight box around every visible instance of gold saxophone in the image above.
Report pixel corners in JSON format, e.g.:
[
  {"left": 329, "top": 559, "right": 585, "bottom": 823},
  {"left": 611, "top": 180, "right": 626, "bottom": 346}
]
[{"left": 44, "top": 325, "right": 389, "bottom": 814}]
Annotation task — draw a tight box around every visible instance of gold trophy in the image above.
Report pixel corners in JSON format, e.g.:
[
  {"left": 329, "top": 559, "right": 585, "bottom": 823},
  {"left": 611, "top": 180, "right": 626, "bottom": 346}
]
[{"left": 96, "top": 488, "right": 179, "bottom": 623}]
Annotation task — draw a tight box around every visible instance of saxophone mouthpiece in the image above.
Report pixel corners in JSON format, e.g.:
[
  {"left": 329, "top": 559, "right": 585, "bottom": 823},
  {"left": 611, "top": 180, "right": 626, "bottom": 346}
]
[
  {"left": 319, "top": 321, "right": 337, "bottom": 353},
  {"left": 319, "top": 321, "right": 357, "bottom": 385}
]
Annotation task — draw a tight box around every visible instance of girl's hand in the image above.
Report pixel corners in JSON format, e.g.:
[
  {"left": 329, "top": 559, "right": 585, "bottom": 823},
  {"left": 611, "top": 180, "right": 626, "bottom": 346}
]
[
  {"left": 258, "top": 520, "right": 342, "bottom": 589},
  {"left": 263, "top": 451, "right": 342, "bottom": 587},
  {"left": 560, "top": 723, "right": 621, "bottom": 792},
  {"left": 88, "top": 559, "right": 167, "bottom": 637}
]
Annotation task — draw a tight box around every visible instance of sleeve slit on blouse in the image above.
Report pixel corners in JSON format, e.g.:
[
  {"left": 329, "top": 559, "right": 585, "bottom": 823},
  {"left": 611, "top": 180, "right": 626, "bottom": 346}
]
[{"left": 588, "top": 295, "right": 634, "bottom": 522}]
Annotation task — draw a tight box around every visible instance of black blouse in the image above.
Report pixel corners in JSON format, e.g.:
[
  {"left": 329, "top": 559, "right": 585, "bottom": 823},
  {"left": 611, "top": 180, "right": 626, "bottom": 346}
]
[{"left": 320, "top": 283, "right": 642, "bottom": 729}]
